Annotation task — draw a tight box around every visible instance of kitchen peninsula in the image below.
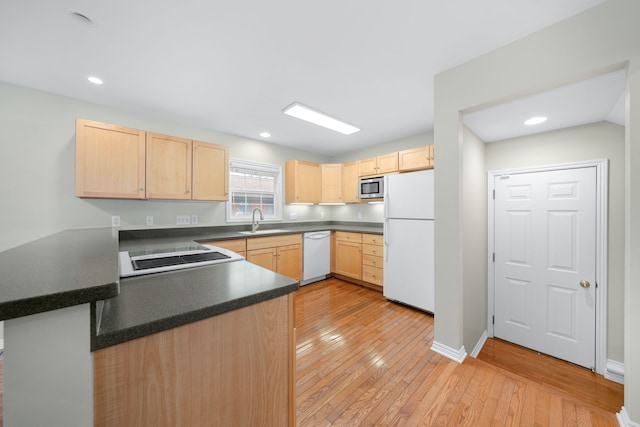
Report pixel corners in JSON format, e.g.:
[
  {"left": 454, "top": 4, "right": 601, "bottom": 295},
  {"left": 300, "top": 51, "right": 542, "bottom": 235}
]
[
  {"left": 0, "top": 227, "right": 299, "bottom": 427},
  {"left": 0, "top": 221, "right": 383, "bottom": 426}
]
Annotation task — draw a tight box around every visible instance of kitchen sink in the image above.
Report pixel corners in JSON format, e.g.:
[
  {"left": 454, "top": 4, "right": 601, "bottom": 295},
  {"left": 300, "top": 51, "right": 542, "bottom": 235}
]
[{"left": 238, "top": 229, "right": 290, "bottom": 235}]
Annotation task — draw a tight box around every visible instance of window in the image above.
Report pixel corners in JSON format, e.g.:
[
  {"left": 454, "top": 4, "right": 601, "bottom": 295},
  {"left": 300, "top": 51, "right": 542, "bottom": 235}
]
[{"left": 227, "top": 159, "right": 282, "bottom": 222}]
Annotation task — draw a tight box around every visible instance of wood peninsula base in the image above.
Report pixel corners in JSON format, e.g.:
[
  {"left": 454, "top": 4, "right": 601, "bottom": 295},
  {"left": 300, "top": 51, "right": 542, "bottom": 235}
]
[{"left": 94, "top": 293, "right": 296, "bottom": 427}]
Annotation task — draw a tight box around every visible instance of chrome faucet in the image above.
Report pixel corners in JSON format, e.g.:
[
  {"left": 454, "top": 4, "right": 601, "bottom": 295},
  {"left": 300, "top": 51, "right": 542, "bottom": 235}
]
[{"left": 251, "top": 208, "right": 264, "bottom": 233}]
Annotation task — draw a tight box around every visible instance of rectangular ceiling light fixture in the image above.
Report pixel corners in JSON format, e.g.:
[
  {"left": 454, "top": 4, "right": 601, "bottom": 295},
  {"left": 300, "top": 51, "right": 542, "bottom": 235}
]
[{"left": 283, "top": 102, "right": 360, "bottom": 135}]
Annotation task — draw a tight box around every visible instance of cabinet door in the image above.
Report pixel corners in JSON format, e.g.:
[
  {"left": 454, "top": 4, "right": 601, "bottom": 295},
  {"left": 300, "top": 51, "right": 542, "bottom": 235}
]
[
  {"left": 247, "top": 248, "right": 277, "bottom": 272},
  {"left": 192, "top": 141, "right": 228, "bottom": 201},
  {"left": 358, "top": 157, "right": 378, "bottom": 177},
  {"left": 75, "top": 119, "right": 146, "bottom": 199},
  {"left": 334, "top": 240, "right": 361, "bottom": 280},
  {"left": 321, "top": 163, "right": 342, "bottom": 203},
  {"left": 376, "top": 152, "right": 399, "bottom": 175},
  {"left": 399, "top": 146, "right": 432, "bottom": 172},
  {"left": 285, "top": 160, "right": 321, "bottom": 203},
  {"left": 277, "top": 244, "right": 302, "bottom": 281},
  {"left": 146, "top": 132, "right": 192, "bottom": 199},
  {"left": 341, "top": 161, "right": 359, "bottom": 203}
]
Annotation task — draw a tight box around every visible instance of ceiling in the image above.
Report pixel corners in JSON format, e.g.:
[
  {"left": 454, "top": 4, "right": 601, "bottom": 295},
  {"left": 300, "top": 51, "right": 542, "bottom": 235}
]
[
  {"left": 463, "top": 69, "right": 626, "bottom": 142},
  {"left": 0, "top": 0, "right": 619, "bottom": 157}
]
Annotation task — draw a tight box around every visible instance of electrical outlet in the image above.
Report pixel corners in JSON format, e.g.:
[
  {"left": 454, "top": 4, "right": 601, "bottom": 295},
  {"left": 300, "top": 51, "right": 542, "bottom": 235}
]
[
  {"left": 289, "top": 212, "right": 298, "bottom": 220},
  {"left": 176, "top": 215, "right": 190, "bottom": 225},
  {"left": 111, "top": 215, "right": 120, "bottom": 227},
  {"left": 320, "top": 210, "right": 325, "bottom": 219},
  {"left": 191, "top": 215, "right": 198, "bottom": 225},
  {"left": 357, "top": 212, "right": 363, "bottom": 220},
  {"left": 146, "top": 216, "right": 154, "bottom": 226}
]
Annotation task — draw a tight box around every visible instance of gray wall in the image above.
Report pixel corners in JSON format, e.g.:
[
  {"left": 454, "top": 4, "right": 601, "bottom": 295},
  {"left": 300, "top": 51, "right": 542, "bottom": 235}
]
[
  {"left": 461, "top": 126, "right": 487, "bottom": 355},
  {"left": 0, "top": 82, "right": 431, "bottom": 346},
  {"left": 433, "top": 0, "right": 640, "bottom": 420},
  {"left": 0, "top": 81, "right": 333, "bottom": 253},
  {"left": 485, "top": 121, "right": 626, "bottom": 363}
]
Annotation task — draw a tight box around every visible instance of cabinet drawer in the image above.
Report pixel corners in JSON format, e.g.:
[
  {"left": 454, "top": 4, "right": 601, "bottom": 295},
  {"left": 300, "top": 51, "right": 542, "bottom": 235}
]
[
  {"left": 362, "top": 254, "right": 383, "bottom": 268},
  {"left": 246, "top": 234, "right": 302, "bottom": 251},
  {"left": 362, "top": 244, "right": 382, "bottom": 257},
  {"left": 334, "top": 231, "right": 362, "bottom": 243},
  {"left": 362, "top": 265, "right": 383, "bottom": 286},
  {"left": 201, "top": 239, "right": 246, "bottom": 253},
  {"left": 362, "top": 234, "right": 382, "bottom": 246}
]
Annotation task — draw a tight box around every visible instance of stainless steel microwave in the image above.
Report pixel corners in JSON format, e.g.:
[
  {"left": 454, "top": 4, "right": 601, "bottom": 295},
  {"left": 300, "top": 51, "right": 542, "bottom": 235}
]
[{"left": 359, "top": 176, "right": 384, "bottom": 199}]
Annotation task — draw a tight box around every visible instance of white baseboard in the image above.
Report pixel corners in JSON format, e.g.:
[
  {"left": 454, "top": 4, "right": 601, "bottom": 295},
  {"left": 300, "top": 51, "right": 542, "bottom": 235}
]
[
  {"left": 606, "top": 359, "right": 625, "bottom": 384},
  {"left": 431, "top": 340, "right": 467, "bottom": 363},
  {"left": 470, "top": 331, "right": 488, "bottom": 358},
  {"left": 617, "top": 407, "right": 640, "bottom": 427}
]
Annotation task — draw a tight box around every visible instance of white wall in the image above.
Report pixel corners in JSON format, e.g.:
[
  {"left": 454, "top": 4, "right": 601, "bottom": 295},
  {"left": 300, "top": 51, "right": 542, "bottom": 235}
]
[
  {"left": 326, "top": 132, "right": 434, "bottom": 223},
  {"left": 433, "top": 0, "right": 640, "bottom": 421},
  {"left": 0, "top": 82, "right": 336, "bottom": 347},
  {"left": 485, "top": 121, "right": 625, "bottom": 363},
  {"left": 461, "top": 126, "right": 487, "bottom": 354},
  {"left": 330, "top": 132, "right": 434, "bottom": 164},
  {"left": 0, "top": 81, "right": 333, "bottom": 253}
]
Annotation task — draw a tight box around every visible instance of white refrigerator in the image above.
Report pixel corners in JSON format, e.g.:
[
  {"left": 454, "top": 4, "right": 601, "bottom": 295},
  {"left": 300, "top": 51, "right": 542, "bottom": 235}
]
[{"left": 383, "top": 169, "right": 434, "bottom": 313}]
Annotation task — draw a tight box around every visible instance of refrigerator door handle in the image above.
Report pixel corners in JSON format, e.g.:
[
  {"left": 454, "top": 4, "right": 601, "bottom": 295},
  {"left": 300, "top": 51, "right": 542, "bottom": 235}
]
[{"left": 383, "top": 219, "right": 389, "bottom": 261}]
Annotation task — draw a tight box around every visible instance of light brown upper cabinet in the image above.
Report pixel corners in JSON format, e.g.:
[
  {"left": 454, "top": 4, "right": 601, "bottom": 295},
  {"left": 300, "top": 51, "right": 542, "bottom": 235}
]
[
  {"left": 76, "top": 119, "right": 228, "bottom": 201},
  {"left": 285, "top": 160, "right": 321, "bottom": 204},
  {"left": 192, "top": 141, "right": 228, "bottom": 201},
  {"left": 358, "top": 152, "right": 399, "bottom": 177},
  {"left": 341, "top": 161, "right": 359, "bottom": 203},
  {"left": 398, "top": 145, "right": 434, "bottom": 172},
  {"left": 146, "top": 134, "right": 229, "bottom": 201},
  {"left": 75, "top": 119, "right": 146, "bottom": 199},
  {"left": 321, "top": 163, "right": 342, "bottom": 203},
  {"left": 146, "top": 132, "right": 193, "bottom": 200}
]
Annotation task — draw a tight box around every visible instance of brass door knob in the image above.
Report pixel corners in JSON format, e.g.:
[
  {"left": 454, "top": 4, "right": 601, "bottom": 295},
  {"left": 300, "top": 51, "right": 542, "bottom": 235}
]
[{"left": 580, "top": 280, "right": 591, "bottom": 288}]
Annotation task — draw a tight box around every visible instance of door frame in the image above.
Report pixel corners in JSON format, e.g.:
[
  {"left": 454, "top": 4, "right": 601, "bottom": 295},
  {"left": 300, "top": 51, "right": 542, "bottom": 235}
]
[{"left": 487, "top": 159, "right": 608, "bottom": 374}]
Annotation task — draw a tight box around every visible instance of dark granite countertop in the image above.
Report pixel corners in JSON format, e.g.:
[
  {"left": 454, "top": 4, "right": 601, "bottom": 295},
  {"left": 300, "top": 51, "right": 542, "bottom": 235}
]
[
  {"left": 0, "top": 228, "right": 120, "bottom": 321},
  {"left": 93, "top": 260, "right": 298, "bottom": 350},
  {"left": 2, "top": 221, "right": 381, "bottom": 350},
  {"left": 118, "top": 220, "right": 383, "bottom": 251}
]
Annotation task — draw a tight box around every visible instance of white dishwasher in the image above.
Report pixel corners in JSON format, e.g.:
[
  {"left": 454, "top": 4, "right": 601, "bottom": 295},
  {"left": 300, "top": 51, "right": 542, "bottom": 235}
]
[{"left": 301, "top": 231, "right": 331, "bottom": 285}]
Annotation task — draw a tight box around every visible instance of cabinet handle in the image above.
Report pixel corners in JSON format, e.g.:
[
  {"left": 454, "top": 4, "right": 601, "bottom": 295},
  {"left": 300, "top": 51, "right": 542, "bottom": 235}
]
[
  {"left": 186, "top": 189, "right": 191, "bottom": 193},
  {"left": 139, "top": 187, "right": 145, "bottom": 191}
]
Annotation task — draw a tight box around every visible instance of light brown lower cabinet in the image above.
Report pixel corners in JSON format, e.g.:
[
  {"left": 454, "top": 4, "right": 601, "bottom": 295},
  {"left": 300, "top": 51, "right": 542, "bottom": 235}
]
[
  {"left": 332, "top": 232, "right": 385, "bottom": 289},
  {"left": 362, "top": 234, "right": 384, "bottom": 287},
  {"left": 246, "top": 234, "right": 302, "bottom": 281},
  {"left": 333, "top": 232, "right": 362, "bottom": 280},
  {"left": 93, "top": 293, "right": 296, "bottom": 427}
]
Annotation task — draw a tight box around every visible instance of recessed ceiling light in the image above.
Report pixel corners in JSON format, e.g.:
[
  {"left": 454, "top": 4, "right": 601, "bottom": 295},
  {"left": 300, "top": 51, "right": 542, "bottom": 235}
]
[
  {"left": 87, "top": 76, "right": 103, "bottom": 85},
  {"left": 524, "top": 116, "right": 547, "bottom": 126},
  {"left": 283, "top": 102, "right": 360, "bottom": 135},
  {"left": 260, "top": 132, "right": 271, "bottom": 138}
]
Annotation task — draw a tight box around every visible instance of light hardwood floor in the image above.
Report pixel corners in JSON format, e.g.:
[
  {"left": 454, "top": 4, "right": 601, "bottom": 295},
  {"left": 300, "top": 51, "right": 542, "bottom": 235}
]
[
  {"left": 296, "top": 278, "right": 623, "bottom": 426},
  {"left": 0, "top": 278, "right": 623, "bottom": 427}
]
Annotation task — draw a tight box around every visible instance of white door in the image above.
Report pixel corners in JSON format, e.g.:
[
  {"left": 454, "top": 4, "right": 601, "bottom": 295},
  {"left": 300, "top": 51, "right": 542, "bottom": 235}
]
[{"left": 493, "top": 167, "right": 596, "bottom": 369}]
